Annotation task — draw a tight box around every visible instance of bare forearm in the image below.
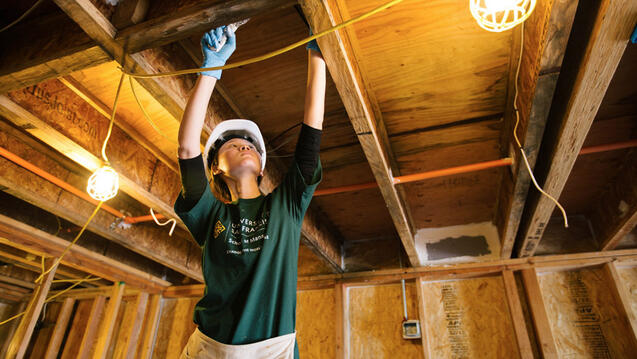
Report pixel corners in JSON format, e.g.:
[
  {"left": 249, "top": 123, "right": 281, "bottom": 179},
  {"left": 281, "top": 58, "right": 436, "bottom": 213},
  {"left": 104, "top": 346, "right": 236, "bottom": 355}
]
[
  {"left": 178, "top": 75, "right": 217, "bottom": 159},
  {"left": 303, "top": 51, "right": 327, "bottom": 130}
]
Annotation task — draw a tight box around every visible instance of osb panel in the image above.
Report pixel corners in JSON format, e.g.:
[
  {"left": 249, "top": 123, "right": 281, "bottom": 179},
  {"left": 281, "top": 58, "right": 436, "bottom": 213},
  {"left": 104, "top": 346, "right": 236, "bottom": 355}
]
[
  {"left": 617, "top": 266, "right": 637, "bottom": 322},
  {"left": 538, "top": 268, "right": 635, "bottom": 357},
  {"left": 420, "top": 276, "right": 518, "bottom": 358},
  {"left": 152, "top": 297, "right": 198, "bottom": 358},
  {"left": 342, "top": 0, "right": 510, "bottom": 135},
  {"left": 296, "top": 288, "right": 336, "bottom": 358},
  {"left": 298, "top": 244, "right": 336, "bottom": 276},
  {"left": 348, "top": 283, "right": 422, "bottom": 359}
]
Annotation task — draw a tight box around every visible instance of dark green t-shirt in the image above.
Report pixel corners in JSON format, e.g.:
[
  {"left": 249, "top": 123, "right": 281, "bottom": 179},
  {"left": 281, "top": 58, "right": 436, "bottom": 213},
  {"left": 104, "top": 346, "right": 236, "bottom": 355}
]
[{"left": 174, "top": 159, "right": 321, "bottom": 348}]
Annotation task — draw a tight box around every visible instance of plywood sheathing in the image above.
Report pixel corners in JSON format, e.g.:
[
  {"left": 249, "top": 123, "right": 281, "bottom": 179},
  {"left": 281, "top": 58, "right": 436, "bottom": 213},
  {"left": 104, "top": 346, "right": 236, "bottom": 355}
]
[
  {"left": 538, "top": 267, "right": 637, "bottom": 357},
  {"left": 420, "top": 276, "right": 519, "bottom": 358},
  {"left": 296, "top": 288, "right": 337, "bottom": 358},
  {"left": 348, "top": 283, "right": 421, "bottom": 358}
]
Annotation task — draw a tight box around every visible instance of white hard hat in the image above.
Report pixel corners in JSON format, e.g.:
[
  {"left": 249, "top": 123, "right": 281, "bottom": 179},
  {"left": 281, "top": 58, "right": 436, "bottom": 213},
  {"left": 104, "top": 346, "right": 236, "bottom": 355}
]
[{"left": 203, "top": 119, "right": 266, "bottom": 174}]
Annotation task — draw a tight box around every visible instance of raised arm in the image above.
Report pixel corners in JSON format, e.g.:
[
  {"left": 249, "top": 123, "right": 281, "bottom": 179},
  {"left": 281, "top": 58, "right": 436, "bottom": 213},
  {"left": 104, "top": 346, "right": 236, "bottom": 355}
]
[
  {"left": 303, "top": 47, "right": 327, "bottom": 130},
  {"left": 178, "top": 27, "right": 236, "bottom": 159}
]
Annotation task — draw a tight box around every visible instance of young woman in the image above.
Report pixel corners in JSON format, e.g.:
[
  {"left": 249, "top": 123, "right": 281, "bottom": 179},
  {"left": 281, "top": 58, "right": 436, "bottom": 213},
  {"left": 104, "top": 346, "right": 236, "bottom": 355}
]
[{"left": 175, "top": 25, "right": 326, "bottom": 359}]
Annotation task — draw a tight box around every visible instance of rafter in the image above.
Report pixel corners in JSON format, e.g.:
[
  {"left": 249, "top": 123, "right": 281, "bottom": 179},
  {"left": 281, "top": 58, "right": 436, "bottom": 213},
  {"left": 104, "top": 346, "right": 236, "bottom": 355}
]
[
  {"left": 516, "top": 0, "right": 637, "bottom": 256},
  {"left": 299, "top": 0, "right": 419, "bottom": 265},
  {"left": 496, "top": 0, "right": 579, "bottom": 258}
]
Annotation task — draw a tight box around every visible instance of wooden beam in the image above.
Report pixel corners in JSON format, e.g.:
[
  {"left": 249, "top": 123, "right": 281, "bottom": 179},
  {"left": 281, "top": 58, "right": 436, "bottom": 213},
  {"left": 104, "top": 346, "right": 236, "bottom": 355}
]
[
  {"left": 602, "top": 262, "right": 637, "bottom": 348},
  {"left": 502, "top": 270, "right": 533, "bottom": 359},
  {"left": 93, "top": 283, "right": 126, "bottom": 359},
  {"left": 0, "top": 13, "right": 109, "bottom": 94},
  {"left": 516, "top": 0, "right": 637, "bottom": 256},
  {"left": 116, "top": 0, "right": 296, "bottom": 53},
  {"left": 416, "top": 278, "right": 432, "bottom": 359},
  {"left": 77, "top": 295, "right": 107, "bottom": 359},
  {"left": 112, "top": 0, "right": 150, "bottom": 28},
  {"left": 334, "top": 283, "right": 345, "bottom": 359},
  {"left": 6, "top": 257, "right": 59, "bottom": 359},
  {"left": 138, "top": 294, "right": 162, "bottom": 359},
  {"left": 592, "top": 153, "right": 637, "bottom": 250},
  {"left": 114, "top": 292, "right": 149, "bottom": 359},
  {"left": 520, "top": 268, "right": 557, "bottom": 358},
  {"left": 496, "top": 0, "right": 579, "bottom": 258},
  {"left": 0, "top": 122, "right": 202, "bottom": 281},
  {"left": 299, "top": 0, "right": 419, "bottom": 265},
  {"left": 44, "top": 297, "right": 76, "bottom": 359},
  {"left": 0, "top": 94, "right": 183, "bottom": 230},
  {"left": 0, "top": 214, "right": 171, "bottom": 292}
]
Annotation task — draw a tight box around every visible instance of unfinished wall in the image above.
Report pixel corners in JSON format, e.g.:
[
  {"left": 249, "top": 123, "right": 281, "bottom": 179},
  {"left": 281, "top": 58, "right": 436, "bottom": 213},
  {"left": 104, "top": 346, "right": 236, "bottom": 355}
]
[
  {"left": 420, "top": 276, "right": 519, "bottom": 358},
  {"left": 152, "top": 297, "right": 198, "bottom": 358},
  {"left": 348, "top": 283, "right": 422, "bottom": 358},
  {"left": 297, "top": 288, "right": 337, "bottom": 358},
  {"left": 538, "top": 267, "right": 636, "bottom": 357}
]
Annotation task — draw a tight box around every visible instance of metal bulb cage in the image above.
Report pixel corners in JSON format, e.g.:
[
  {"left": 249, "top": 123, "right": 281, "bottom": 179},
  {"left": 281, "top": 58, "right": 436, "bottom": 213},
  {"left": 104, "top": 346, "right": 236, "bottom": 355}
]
[
  {"left": 470, "top": 0, "right": 537, "bottom": 32},
  {"left": 87, "top": 165, "right": 119, "bottom": 201}
]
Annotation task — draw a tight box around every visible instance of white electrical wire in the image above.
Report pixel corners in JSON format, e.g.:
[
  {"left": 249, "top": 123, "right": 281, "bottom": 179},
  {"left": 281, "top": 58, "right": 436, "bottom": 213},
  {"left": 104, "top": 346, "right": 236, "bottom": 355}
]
[
  {"left": 512, "top": 23, "right": 569, "bottom": 228},
  {"left": 150, "top": 208, "right": 177, "bottom": 236}
]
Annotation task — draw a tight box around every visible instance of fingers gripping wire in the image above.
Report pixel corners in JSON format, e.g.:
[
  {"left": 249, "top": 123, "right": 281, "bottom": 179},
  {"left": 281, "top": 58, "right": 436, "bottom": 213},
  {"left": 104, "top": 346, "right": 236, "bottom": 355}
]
[
  {"left": 150, "top": 208, "right": 177, "bottom": 236},
  {"left": 512, "top": 24, "right": 568, "bottom": 228}
]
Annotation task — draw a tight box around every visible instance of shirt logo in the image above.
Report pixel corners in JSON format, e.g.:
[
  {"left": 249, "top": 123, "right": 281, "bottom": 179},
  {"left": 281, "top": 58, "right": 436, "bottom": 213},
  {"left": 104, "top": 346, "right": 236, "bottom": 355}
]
[{"left": 214, "top": 220, "right": 226, "bottom": 238}]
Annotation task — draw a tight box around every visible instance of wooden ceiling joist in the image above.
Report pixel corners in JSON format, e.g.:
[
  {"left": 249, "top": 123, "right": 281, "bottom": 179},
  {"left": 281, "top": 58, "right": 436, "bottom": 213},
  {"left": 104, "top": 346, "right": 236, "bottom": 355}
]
[
  {"left": 592, "top": 152, "right": 637, "bottom": 251},
  {"left": 116, "top": 0, "right": 296, "bottom": 53},
  {"left": 300, "top": 0, "right": 420, "bottom": 265},
  {"left": 52, "top": 0, "right": 345, "bottom": 272},
  {"left": 0, "top": 214, "right": 170, "bottom": 293},
  {"left": 496, "top": 0, "right": 578, "bottom": 258},
  {"left": 516, "top": 0, "right": 637, "bottom": 257},
  {"left": 0, "top": 122, "right": 203, "bottom": 281},
  {"left": 0, "top": 13, "right": 109, "bottom": 94}
]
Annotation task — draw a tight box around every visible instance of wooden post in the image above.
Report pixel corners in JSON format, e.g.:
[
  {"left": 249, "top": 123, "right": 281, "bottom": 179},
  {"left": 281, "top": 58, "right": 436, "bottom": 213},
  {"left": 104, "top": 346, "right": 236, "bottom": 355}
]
[
  {"left": 5, "top": 257, "right": 59, "bottom": 359},
  {"left": 92, "top": 282, "right": 126, "bottom": 359},
  {"left": 416, "top": 277, "right": 432, "bottom": 359},
  {"left": 138, "top": 294, "right": 162, "bottom": 359},
  {"left": 520, "top": 268, "right": 557, "bottom": 358},
  {"left": 77, "top": 295, "right": 107, "bottom": 359},
  {"left": 502, "top": 270, "right": 533, "bottom": 359},
  {"left": 114, "top": 292, "right": 149, "bottom": 359},
  {"left": 43, "top": 297, "right": 76, "bottom": 359},
  {"left": 602, "top": 262, "right": 637, "bottom": 349}
]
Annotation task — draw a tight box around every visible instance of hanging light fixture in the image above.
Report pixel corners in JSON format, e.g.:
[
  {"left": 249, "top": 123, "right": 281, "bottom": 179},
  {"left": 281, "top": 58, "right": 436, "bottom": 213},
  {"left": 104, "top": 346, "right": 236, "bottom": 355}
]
[
  {"left": 470, "top": 0, "right": 536, "bottom": 32},
  {"left": 87, "top": 164, "right": 119, "bottom": 201}
]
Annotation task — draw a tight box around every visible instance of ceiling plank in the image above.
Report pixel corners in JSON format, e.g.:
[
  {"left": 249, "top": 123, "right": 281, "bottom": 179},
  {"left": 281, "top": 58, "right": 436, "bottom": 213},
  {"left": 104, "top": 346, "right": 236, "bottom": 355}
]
[
  {"left": 516, "top": 0, "right": 637, "bottom": 257},
  {"left": 116, "top": 0, "right": 296, "bottom": 53},
  {"left": 592, "top": 152, "right": 637, "bottom": 250},
  {"left": 0, "top": 214, "right": 170, "bottom": 293},
  {"left": 496, "top": 0, "right": 578, "bottom": 258},
  {"left": 0, "top": 13, "right": 109, "bottom": 94},
  {"left": 299, "top": 0, "right": 420, "bottom": 265},
  {"left": 0, "top": 124, "right": 203, "bottom": 281}
]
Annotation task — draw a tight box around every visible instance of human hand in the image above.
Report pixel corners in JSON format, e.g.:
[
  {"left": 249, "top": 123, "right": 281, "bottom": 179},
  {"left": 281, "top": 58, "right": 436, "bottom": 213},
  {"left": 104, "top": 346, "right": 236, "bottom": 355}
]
[{"left": 200, "top": 26, "right": 237, "bottom": 79}]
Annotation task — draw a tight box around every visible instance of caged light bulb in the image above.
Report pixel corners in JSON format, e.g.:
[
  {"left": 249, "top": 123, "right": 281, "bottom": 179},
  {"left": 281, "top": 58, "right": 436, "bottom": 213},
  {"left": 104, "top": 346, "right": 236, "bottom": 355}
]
[
  {"left": 470, "top": 0, "right": 536, "bottom": 32},
  {"left": 87, "top": 165, "right": 119, "bottom": 201}
]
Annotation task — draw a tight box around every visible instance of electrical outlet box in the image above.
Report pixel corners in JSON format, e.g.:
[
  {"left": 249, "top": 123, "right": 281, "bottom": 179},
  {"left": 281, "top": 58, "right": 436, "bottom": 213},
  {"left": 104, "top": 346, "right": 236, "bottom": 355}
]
[{"left": 402, "top": 320, "right": 421, "bottom": 339}]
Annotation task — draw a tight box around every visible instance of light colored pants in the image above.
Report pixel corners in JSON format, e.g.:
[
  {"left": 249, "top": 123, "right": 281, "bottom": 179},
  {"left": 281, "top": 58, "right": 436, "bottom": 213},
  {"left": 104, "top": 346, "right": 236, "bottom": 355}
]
[{"left": 179, "top": 327, "right": 296, "bottom": 359}]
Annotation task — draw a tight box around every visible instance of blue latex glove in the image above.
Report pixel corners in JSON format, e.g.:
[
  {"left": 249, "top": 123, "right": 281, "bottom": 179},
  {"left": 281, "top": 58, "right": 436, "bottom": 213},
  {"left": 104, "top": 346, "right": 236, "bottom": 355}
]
[
  {"left": 306, "top": 29, "right": 321, "bottom": 54},
  {"left": 200, "top": 26, "right": 236, "bottom": 79}
]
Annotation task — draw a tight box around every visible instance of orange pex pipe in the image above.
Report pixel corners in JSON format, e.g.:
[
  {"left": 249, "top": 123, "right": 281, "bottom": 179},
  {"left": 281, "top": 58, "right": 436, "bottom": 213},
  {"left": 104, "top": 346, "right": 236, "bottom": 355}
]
[
  {"left": 578, "top": 139, "right": 637, "bottom": 155},
  {"left": 0, "top": 146, "right": 166, "bottom": 223}
]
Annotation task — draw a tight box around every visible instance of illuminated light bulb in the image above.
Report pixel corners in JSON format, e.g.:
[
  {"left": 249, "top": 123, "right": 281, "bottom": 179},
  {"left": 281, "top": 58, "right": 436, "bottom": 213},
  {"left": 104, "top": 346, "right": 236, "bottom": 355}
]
[
  {"left": 470, "top": 0, "right": 536, "bottom": 32},
  {"left": 87, "top": 165, "right": 119, "bottom": 201}
]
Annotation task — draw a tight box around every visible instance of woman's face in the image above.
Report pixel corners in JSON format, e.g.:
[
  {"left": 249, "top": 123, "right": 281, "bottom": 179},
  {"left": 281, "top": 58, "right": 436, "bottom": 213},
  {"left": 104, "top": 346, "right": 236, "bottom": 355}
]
[{"left": 214, "top": 138, "right": 262, "bottom": 178}]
